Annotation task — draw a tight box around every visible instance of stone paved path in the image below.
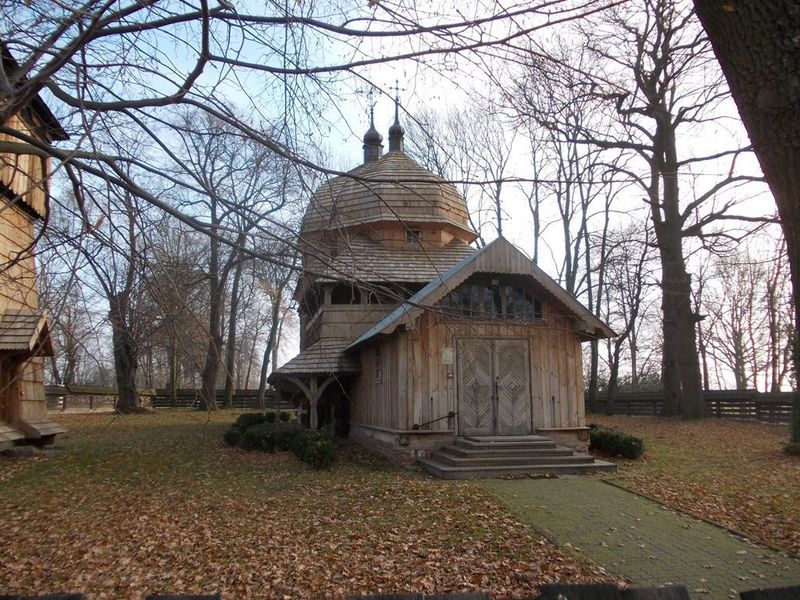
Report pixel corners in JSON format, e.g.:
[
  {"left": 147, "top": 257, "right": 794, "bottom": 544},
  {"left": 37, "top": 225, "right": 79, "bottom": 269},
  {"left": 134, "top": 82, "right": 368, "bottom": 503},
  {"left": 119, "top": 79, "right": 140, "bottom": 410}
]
[{"left": 483, "top": 477, "right": 800, "bottom": 599}]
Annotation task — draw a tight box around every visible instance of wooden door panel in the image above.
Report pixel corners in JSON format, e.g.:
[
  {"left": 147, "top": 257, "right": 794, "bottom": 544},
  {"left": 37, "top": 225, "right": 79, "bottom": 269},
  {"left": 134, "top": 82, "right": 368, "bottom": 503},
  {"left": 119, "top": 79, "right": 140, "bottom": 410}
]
[
  {"left": 495, "top": 339, "right": 532, "bottom": 435},
  {"left": 458, "top": 339, "right": 493, "bottom": 436}
]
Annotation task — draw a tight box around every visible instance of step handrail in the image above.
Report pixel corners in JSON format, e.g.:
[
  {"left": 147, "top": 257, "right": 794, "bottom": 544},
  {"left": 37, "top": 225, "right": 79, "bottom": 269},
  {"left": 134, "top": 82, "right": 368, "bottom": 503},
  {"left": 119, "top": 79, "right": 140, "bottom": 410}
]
[{"left": 412, "top": 411, "right": 457, "bottom": 430}]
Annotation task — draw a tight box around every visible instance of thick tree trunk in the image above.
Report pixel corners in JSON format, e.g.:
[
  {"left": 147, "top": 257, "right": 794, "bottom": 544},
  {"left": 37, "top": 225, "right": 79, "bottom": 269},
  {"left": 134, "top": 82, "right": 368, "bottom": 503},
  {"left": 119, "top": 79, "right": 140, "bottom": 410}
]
[
  {"left": 695, "top": 0, "right": 800, "bottom": 440},
  {"left": 653, "top": 117, "right": 705, "bottom": 418},
  {"left": 109, "top": 294, "right": 139, "bottom": 413}
]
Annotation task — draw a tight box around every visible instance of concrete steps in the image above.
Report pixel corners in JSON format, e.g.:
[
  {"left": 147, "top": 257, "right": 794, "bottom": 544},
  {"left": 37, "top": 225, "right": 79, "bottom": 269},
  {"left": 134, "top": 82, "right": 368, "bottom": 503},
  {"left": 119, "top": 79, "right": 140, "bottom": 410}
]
[{"left": 418, "top": 435, "right": 616, "bottom": 479}]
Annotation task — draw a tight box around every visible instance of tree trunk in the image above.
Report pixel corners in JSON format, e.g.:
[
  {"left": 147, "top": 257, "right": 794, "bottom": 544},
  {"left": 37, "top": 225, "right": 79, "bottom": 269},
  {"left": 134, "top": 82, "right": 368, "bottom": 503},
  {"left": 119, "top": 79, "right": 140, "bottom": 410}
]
[
  {"left": 605, "top": 342, "right": 623, "bottom": 417},
  {"left": 168, "top": 328, "right": 179, "bottom": 407},
  {"left": 694, "top": 0, "right": 800, "bottom": 439},
  {"left": 587, "top": 340, "right": 599, "bottom": 413},
  {"left": 109, "top": 293, "right": 139, "bottom": 413},
  {"left": 258, "top": 285, "right": 285, "bottom": 408},
  {"left": 200, "top": 228, "right": 222, "bottom": 412},
  {"left": 222, "top": 252, "right": 243, "bottom": 408},
  {"left": 653, "top": 116, "right": 705, "bottom": 418}
]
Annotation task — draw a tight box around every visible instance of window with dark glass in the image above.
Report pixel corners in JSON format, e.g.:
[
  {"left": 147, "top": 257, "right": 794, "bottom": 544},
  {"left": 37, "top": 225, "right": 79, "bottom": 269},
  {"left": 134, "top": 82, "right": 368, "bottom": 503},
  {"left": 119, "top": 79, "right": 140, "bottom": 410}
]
[
  {"left": 406, "top": 229, "right": 421, "bottom": 244},
  {"left": 439, "top": 277, "right": 543, "bottom": 321}
]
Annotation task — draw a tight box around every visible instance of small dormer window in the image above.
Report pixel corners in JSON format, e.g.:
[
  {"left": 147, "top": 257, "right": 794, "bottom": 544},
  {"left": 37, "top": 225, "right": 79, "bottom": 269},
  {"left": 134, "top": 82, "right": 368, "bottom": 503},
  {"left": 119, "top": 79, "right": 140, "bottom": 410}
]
[{"left": 406, "top": 229, "right": 421, "bottom": 244}]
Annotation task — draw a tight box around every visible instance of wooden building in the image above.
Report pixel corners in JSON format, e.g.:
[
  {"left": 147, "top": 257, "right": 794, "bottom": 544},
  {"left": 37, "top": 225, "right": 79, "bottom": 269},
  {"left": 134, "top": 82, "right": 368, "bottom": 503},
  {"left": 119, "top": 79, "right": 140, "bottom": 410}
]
[
  {"left": 0, "top": 45, "right": 68, "bottom": 448},
  {"left": 270, "top": 105, "right": 615, "bottom": 475}
]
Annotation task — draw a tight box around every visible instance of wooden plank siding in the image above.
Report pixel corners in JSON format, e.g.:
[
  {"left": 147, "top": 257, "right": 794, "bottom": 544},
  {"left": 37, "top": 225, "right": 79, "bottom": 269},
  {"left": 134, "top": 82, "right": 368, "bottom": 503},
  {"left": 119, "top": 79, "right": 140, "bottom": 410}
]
[
  {"left": 0, "top": 202, "right": 39, "bottom": 311},
  {"left": 0, "top": 114, "right": 49, "bottom": 218},
  {"left": 0, "top": 98, "right": 65, "bottom": 440},
  {"left": 350, "top": 298, "right": 586, "bottom": 433}
]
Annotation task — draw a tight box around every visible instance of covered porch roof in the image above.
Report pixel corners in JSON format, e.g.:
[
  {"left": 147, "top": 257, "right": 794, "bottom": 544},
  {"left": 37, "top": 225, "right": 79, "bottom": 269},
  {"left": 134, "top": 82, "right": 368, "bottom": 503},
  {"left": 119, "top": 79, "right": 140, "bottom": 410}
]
[
  {"left": 268, "top": 338, "right": 361, "bottom": 383},
  {"left": 0, "top": 309, "right": 53, "bottom": 357}
]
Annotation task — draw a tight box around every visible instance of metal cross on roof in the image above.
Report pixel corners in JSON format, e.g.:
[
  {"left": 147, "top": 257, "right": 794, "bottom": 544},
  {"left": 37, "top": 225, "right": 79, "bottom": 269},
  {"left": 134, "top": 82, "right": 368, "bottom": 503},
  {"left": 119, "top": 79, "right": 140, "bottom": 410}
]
[{"left": 389, "top": 79, "right": 406, "bottom": 103}]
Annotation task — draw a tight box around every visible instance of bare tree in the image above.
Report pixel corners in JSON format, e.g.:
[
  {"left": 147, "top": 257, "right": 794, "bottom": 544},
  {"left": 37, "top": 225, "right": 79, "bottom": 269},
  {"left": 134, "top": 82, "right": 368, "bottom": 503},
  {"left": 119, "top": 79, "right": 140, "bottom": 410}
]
[
  {"left": 173, "top": 112, "right": 292, "bottom": 410},
  {"left": 522, "top": 0, "right": 766, "bottom": 418},
  {"left": 601, "top": 224, "right": 654, "bottom": 414},
  {"left": 405, "top": 99, "right": 515, "bottom": 244}
]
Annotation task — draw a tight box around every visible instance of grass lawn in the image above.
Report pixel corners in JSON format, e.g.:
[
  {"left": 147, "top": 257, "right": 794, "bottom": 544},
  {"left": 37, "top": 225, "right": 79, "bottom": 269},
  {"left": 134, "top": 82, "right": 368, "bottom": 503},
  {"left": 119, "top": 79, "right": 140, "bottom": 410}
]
[
  {"left": 0, "top": 411, "right": 607, "bottom": 599},
  {"left": 592, "top": 416, "right": 800, "bottom": 557}
]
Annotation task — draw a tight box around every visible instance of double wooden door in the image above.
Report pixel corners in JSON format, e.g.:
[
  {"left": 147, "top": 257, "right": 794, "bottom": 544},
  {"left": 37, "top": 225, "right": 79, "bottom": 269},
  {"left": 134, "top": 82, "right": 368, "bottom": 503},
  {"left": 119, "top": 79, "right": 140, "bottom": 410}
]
[{"left": 458, "top": 339, "right": 532, "bottom": 436}]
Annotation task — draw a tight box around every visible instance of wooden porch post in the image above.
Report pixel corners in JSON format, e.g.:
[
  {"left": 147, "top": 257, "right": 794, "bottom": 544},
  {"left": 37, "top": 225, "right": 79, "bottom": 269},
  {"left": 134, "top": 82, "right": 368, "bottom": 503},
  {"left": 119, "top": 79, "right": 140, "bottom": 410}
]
[{"left": 309, "top": 377, "right": 319, "bottom": 430}]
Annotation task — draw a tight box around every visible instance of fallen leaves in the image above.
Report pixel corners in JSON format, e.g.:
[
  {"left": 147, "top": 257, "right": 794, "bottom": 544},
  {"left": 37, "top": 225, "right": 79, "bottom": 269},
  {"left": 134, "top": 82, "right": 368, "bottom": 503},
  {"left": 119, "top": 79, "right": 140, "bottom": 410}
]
[
  {"left": 0, "top": 412, "right": 609, "bottom": 599},
  {"left": 594, "top": 416, "right": 800, "bottom": 557}
]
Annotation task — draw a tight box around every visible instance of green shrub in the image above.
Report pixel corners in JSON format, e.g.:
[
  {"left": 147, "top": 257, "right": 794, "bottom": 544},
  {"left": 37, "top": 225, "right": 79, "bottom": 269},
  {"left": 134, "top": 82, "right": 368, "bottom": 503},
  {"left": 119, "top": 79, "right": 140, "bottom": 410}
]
[
  {"left": 264, "top": 411, "right": 277, "bottom": 424},
  {"left": 272, "top": 422, "right": 304, "bottom": 451},
  {"left": 240, "top": 423, "right": 277, "bottom": 453},
  {"left": 234, "top": 412, "right": 267, "bottom": 431},
  {"left": 589, "top": 425, "right": 644, "bottom": 459},
  {"left": 223, "top": 428, "right": 242, "bottom": 447},
  {"left": 293, "top": 430, "right": 337, "bottom": 469},
  {"left": 784, "top": 442, "right": 800, "bottom": 456},
  {"left": 278, "top": 410, "right": 291, "bottom": 423}
]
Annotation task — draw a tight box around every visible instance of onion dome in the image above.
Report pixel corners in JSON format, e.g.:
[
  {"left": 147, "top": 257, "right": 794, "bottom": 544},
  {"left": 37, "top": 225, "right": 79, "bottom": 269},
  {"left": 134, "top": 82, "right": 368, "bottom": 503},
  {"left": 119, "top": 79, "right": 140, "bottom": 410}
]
[
  {"left": 388, "top": 99, "right": 405, "bottom": 152},
  {"left": 362, "top": 107, "right": 383, "bottom": 163}
]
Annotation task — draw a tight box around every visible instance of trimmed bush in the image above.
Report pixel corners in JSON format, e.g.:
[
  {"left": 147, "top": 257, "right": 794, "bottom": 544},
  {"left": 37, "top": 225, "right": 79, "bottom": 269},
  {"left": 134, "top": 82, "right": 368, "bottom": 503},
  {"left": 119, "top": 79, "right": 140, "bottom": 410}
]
[
  {"left": 294, "top": 430, "right": 337, "bottom": 469},
  {"left": 272, "top": 422, "right": 304, "bottom": 451},
  {"left": 278, "top": 411, "right": 291, "bottom": 423},
  {"left": 223, "top": 428, "right": 242, "bottom": 447},
  {"left": 240, "top": 423, "right": 277, "bottom": 453},
  {"left": 234, "top": 412, "right": 267, "bottom": 431},
  {"left": 589, "top": 425, "right": 644, "bottom": 459},
  {"left": 784, "top": 442, "right": 800, "bottom": 456},
  {"left": 223, "top": 415, "right": 337, "bottom": 468}
]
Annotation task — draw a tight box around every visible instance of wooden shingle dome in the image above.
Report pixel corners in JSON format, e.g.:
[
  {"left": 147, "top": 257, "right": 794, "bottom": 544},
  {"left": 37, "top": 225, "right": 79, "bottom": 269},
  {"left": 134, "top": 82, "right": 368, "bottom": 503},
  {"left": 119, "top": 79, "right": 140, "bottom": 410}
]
[{"left": 301, "top": 117, "right": 477, "bottom": 244}]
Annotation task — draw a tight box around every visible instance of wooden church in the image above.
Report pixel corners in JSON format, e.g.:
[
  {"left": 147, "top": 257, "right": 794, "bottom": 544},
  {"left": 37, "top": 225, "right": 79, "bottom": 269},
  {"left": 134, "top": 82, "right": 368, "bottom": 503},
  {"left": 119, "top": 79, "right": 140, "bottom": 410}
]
[
  {"left": 0, "top": 44, "right": 68, "bottom": 448},
  {"left": 270, "top": 102, "right": 616, "bottom": 477}
]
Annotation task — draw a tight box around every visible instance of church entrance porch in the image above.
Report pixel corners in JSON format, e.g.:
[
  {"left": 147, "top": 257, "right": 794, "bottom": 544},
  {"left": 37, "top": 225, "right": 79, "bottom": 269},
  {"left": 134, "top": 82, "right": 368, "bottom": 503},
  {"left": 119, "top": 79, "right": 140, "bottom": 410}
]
[{"left": 457, "top": 338, "right": 532, "bottom": 437}]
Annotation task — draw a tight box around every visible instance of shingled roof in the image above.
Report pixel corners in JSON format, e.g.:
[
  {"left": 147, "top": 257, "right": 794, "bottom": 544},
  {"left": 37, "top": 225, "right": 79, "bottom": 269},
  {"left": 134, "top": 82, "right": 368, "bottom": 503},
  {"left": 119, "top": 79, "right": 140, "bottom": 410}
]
[
  {"left": 303, "top": 234, "right": 477, "bottom": 284},
  {"left": 348, "top": 237, "right": 616, "bottom": 350},
  {"left": 301, "top": 151, "right": 477, "bottom": 240},
  {"left": 268, "top": 338, "right": 361, "bottom": 382},
  {"left": 0, "top": 309, "right": 53, "bottom": 356}
]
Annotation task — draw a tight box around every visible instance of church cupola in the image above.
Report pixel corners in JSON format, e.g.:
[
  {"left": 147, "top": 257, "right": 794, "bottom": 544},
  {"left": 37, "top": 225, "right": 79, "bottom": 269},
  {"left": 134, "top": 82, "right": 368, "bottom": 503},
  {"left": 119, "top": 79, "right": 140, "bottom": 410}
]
[
  {"left": 362, "top": 107, "right": 383, "bottom": 163},
  {"left": 388, "top": 87, "right": 405, "bottom": 153}
]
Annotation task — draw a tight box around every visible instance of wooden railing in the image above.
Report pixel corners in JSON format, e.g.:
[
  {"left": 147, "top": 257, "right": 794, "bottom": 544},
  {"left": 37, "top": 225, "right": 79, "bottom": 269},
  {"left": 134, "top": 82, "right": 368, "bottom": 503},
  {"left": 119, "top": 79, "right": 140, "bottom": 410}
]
[{"left": 590, "top": 390, "right": 795, "bottom": 424}]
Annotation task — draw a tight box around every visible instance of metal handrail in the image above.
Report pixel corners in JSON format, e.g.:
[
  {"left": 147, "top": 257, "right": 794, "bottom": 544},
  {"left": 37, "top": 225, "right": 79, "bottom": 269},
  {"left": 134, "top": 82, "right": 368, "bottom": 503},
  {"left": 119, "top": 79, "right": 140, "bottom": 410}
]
[{"left": 412, "top": 411, "right": 456, "bottom": 430}]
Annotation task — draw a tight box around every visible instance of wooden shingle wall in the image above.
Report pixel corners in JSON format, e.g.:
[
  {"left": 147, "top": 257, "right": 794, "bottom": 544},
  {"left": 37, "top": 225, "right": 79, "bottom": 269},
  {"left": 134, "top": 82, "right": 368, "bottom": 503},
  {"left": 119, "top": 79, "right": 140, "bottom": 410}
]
[{"left": 1, "top": 113, "right": 48, "bottom": 218}]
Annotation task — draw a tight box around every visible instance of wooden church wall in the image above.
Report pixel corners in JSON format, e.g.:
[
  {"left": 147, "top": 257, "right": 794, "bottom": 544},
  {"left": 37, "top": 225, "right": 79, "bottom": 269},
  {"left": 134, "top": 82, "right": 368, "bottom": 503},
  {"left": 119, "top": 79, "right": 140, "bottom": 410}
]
[
  {"left": 350, "top": 299, "right": 586, "bottom": 433},
  {"left": 0, "top": 202, "right": 39, "bottom": 312},
  {"left": 0, "top": 113, "right": 54, "bottom": 433},
  {"left": 1, "top": 114, "right": 48, "bottom": 218}
]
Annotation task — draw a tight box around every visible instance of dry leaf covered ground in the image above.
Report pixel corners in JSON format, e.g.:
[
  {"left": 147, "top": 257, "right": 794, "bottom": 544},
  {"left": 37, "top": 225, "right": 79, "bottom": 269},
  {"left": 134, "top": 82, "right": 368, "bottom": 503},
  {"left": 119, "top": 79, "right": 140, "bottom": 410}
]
[
  {"left": 593, "top": 416, "right": 800, "bottom": 557},
  {"left": 0, "top": 412, "right": 609, "bottom": 599}
]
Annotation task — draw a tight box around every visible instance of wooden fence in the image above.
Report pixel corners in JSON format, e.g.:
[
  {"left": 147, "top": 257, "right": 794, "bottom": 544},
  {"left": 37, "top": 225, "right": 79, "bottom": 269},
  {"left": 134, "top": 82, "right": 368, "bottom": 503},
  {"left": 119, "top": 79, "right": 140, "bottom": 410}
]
[
  {"left": 591, "top": 390, "right": 796, "bottom": 424},
  {"left": 46, "top": 386, "right": 293, "bottom": 412},
  {"left": 150, "top": 388, "right": 293, "bottom": 410}
]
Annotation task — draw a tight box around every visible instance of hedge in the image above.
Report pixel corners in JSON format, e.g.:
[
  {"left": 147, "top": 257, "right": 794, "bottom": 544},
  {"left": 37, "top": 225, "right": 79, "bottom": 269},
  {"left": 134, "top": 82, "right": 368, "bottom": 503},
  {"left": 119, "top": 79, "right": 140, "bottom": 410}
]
[{"left": 589, "top": 424, "right": 644, "bottom": 459}]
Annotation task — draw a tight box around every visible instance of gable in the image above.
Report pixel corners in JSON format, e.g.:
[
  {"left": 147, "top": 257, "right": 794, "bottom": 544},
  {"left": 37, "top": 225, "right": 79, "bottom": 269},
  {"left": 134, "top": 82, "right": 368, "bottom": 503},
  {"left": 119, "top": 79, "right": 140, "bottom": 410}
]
[{"left": 347, "top": 237, "right": 615, "bottom": 350}]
